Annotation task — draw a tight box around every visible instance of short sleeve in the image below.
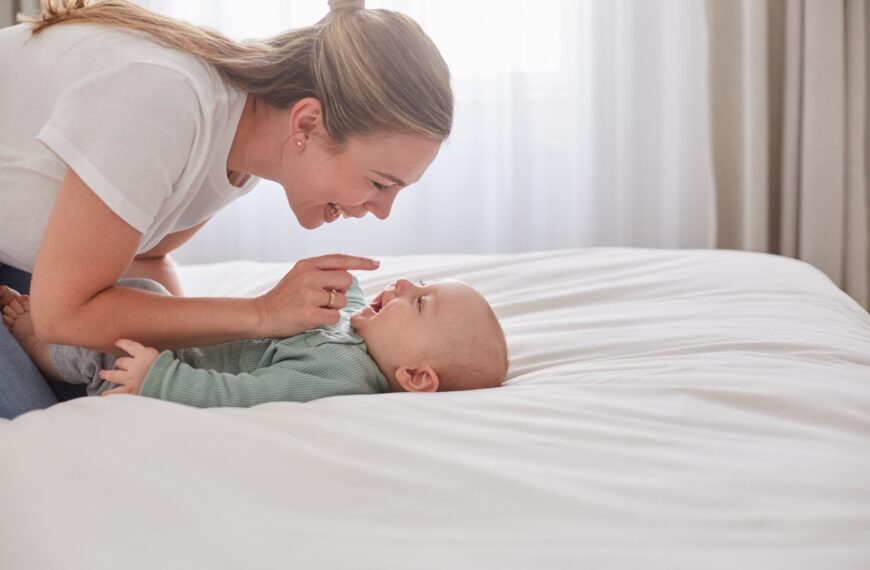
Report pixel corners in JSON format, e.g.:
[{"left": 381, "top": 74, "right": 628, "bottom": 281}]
[{"left": 37, "top": 62, "right": 199, "bottom": 233}]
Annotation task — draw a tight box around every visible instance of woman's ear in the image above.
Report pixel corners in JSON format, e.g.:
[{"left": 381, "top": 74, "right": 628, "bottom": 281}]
[
  {"left": 394, "top": 365, "right": 439, "bottom": 393},
  {"left": 288, "top": 97, "right": 323, "bottom": 139}
]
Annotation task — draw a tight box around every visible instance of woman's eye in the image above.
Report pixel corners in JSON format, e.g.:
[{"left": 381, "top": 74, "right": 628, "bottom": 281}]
[{"left": 372, "top": 181, "right": 388, "bottom": 191}]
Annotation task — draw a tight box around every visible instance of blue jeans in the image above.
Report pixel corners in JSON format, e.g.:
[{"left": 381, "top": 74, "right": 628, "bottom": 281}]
[{"left": 0, "top": 264, "right": 85, "bottom": 419}]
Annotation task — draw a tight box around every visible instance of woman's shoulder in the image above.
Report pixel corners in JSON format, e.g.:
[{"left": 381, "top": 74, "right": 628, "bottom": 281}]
[{"left": 26, "top": 22, "right": 235, "bottom": 106}]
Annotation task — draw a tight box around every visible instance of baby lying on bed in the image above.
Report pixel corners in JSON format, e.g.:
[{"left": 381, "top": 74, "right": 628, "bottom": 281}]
[{"left": 1, "top": 276, "right": 507, "bottom": 408}]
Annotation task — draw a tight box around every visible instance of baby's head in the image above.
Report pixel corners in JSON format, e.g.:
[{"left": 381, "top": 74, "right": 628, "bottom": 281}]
[{"left": 350, "top": 278, "right": 507, "bottom": 393}]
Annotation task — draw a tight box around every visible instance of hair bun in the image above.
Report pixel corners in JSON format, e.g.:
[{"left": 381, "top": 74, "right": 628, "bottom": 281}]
[{"left": 328, "top": 0, "right": 364, "bottom": 12}]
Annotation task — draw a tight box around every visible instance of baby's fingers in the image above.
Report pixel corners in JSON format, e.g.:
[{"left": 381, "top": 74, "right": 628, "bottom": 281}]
[
  {"left": 115, "top": 338, "right": 145, "bottom": 356},
  {"left": 99, "top": 369, "right": 127, "bottom": 385}
]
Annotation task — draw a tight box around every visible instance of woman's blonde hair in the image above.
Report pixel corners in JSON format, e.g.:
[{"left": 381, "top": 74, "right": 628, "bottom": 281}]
[{"left": 21, "top": 0, "right": 453, "bottom": 144}]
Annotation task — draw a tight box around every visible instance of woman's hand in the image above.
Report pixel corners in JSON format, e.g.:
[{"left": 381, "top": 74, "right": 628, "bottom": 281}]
[
  {"left": 100, "top": 339, "right": 161, "bottom": 396},
  {"left": 255, "top": 254, "right": 379, "bottom": 338}
]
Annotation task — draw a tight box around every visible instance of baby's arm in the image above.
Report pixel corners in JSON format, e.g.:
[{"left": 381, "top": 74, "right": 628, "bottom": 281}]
[
  {"left": 128, "top": 347, "right": 378, "bottom": 408},
  {"left": 99, "top": 332, "right": 333, "bottom": 403},
  {"left": 172, "top": 338, "right": 272, "bottom": 375},
  {"left": 99, "top": 338, "right": 283, "bottom": 400}
]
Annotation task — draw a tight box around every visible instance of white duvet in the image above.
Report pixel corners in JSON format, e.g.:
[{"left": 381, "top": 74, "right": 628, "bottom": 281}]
[{"left": 2, "top": 248, "right": 869, "bottom": 569}]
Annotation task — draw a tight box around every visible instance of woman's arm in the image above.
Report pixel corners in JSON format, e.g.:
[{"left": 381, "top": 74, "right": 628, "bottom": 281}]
[
  {"left": 123, "top": 218, "right": 213, "bottom": 296},
  {"left": 30, "top": 170, "right": 260, "bottom": 352},
  {"left": 30, "top": 170, "right": 378, "bottom": 353}
]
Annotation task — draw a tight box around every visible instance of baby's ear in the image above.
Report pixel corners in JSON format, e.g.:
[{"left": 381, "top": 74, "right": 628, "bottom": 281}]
[{"left": 394, "top": 365, "right": 439, "bottom": 393}]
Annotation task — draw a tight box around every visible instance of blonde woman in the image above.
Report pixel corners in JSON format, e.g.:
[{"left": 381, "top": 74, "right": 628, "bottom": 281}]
[{"left": 0, "top": 0, "right": 453, "bottom": 418}]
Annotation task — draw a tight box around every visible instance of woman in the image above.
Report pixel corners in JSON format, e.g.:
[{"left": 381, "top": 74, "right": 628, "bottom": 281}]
[{"left": 0, "top": 0, "right": 453, "bottom": 418}]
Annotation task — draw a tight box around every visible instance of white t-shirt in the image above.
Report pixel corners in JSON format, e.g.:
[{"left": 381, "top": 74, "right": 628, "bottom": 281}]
[{"left": 0, "top": 22, "right": 259, "bottom": 271}]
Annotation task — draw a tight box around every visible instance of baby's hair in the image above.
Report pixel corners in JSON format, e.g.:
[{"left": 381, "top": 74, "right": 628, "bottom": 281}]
[{"left": 433, "top": 300, "right": 508, "bottom": 392}]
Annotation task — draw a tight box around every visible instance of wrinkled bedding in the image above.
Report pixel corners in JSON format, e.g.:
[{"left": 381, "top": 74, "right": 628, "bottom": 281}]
[{"left": 2, "top": 248, "right": 869, "bottom": 569}]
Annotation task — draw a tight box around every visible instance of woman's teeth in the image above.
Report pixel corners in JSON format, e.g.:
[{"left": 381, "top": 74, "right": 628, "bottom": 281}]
[{"left": 329, "top": 203, "right": 355, "bottom": 219}]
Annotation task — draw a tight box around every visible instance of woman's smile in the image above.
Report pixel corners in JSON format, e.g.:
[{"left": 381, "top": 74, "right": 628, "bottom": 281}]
[
  {"left": 325, "top": 202, "right": 341, "bottom": 223},
  {"left": 327, "top": 202, "right": 368, "bottom": 223}
]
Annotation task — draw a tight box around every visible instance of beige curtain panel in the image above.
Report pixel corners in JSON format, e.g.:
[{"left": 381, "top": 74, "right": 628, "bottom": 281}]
[
  {"left": 2, "top": 1, "right": 40, "bottom": 28},
  {"left": 708, "top": 0, "right": 869, "bottom": 309},
  {"left": 1, "top": 1, "right": 15, "bottom": 28}
]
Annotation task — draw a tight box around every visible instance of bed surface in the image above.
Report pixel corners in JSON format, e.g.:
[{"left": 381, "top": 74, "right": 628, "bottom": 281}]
[{"left": 2, "top": 247, "right": 869, "bottom": 568}]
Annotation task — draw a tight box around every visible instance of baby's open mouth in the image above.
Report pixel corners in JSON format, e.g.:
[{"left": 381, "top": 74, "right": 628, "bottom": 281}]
[{"left": 370, "top": 292, "right": 384, "bottom": 313}]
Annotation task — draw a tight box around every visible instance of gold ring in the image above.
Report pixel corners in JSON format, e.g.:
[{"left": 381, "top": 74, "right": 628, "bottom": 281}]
[{"left": 326, "top": 289, "right": 336, "bottom": 309}]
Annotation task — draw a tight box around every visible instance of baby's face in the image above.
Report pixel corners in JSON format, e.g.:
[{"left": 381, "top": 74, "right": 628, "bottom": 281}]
[{"left": 350, "top": 278, "right": 490, "bottom": 383}]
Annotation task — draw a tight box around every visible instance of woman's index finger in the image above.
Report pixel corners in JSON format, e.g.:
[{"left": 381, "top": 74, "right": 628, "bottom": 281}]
[{"left": 311, "top": 254, "right": 380, "bottom": 271}]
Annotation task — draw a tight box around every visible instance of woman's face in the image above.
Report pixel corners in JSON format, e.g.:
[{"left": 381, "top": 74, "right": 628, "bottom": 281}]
[{"left": 280, "top": 130, "right": 441, "bottom": 229}]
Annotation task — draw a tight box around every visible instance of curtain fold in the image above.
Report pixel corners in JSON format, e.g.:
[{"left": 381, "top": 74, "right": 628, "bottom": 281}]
[
  {"left": 3, "top": 1, "right": 40, "bottom": 27},
  {"left": 1, "top": 1, "right": 16, "bottom": 28},
  {"left": 708, "top": 0, "right": 868, "bottom": 309}
]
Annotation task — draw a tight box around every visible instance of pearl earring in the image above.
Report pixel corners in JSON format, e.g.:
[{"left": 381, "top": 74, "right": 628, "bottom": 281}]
[{"left": 296, "top": 140, "right": 303, "bottom": 148}]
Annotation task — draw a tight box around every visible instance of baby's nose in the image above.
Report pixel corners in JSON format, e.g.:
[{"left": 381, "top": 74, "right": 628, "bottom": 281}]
[{"left": 394, "top": 279, "right": 414, "bottom": 294}]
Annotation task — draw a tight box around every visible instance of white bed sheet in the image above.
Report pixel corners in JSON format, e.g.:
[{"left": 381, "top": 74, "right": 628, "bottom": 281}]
[{"left": 2, "top": 247, "right": 869, "bottom": 569}]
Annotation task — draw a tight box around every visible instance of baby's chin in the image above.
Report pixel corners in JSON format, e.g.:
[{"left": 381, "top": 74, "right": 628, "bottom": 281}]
[
  {"left": 348, "top": 309, "right": 369, "bottom": 332},
  {"left": 348, "top": 313, "right": 384, "bottom": 364}
]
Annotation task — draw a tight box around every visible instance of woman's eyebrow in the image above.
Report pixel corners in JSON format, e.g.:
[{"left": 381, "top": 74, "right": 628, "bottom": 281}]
[{"left": 374, "top": 171, "right": 407, "bottom": 186}]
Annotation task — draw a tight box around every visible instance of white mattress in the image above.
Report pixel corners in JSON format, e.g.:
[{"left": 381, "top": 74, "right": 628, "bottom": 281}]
[{"left": 2, "top": 247, "right": 869, "bottom": 569}]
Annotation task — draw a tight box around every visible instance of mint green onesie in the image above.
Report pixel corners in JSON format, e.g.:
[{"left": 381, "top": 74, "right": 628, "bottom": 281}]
[{"left": 47, "top": 276, "right": 389, "bottom": 408}]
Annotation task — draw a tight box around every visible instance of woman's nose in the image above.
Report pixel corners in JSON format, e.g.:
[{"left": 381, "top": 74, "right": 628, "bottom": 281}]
[{"left": 366, "top": 190, "right": 398, "bottom": 220}]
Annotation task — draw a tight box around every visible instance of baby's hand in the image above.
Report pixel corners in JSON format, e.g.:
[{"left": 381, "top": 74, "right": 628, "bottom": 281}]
[{"left": 100, "top": 339, "right": 160, "bottom": 397}]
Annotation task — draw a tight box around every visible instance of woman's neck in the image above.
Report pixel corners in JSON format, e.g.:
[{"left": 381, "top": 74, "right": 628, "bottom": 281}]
[{"left": 227, "top": 94, "right": 285, "bottom": 182}]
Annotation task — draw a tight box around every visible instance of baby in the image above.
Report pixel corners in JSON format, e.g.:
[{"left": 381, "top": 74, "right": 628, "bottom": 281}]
[{"left": 1, "top": 275, "right": 507, "bottom": 408}]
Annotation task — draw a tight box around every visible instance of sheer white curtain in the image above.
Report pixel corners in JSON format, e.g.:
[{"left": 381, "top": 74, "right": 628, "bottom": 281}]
[{"left": 138, "top": 0, "right": 715, "bottom": 264}]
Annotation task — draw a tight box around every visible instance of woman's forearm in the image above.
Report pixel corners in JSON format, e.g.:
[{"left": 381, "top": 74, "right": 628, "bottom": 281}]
[
  {"left": 28, "top": 171, "right": 261, "bottom": 351},
  {"left": 35, "top": 285, "right": 264, "bottom": 353}
]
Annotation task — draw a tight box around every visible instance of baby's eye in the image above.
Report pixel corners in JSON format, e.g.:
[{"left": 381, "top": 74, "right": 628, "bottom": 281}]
[{"left": 416, "top": 296, "right": 424, "bottom": 312}]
